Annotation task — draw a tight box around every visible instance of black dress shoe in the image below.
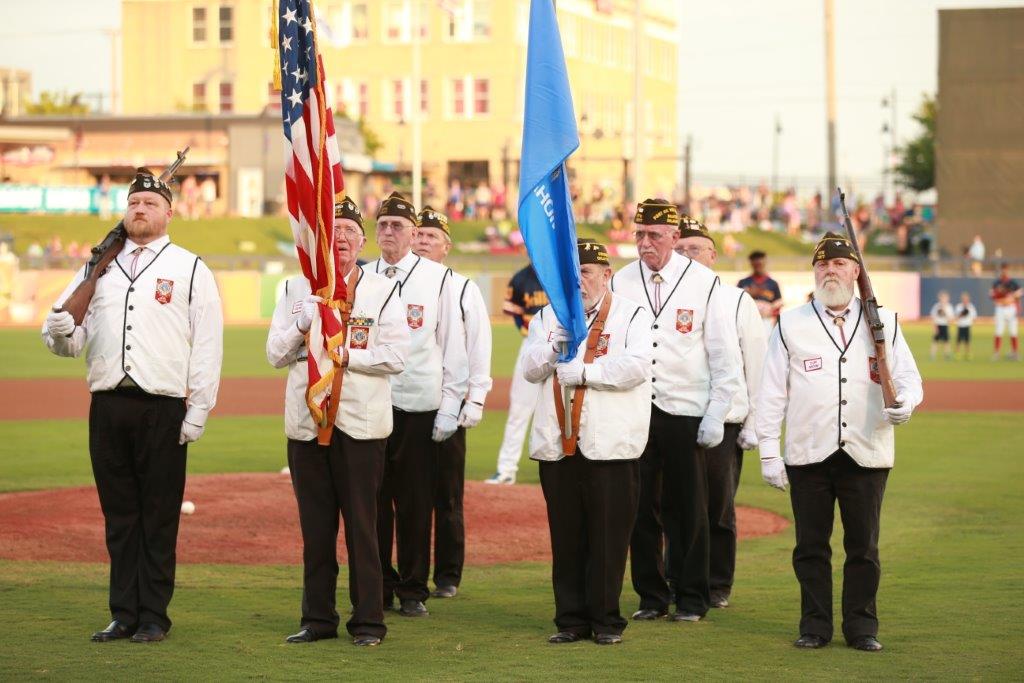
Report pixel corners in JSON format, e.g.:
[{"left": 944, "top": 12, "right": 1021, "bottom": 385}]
[
  {"left": 91, "top": 620, "right": 136, "bottom": 642},
  {"left": 669, "top": 611, "right": 702, "bottom": 622},
  {"left": 431, "top": 585, "right": 458, "bottom": 598},
  {"left": 849, "top": 635, "right": 883, "bottom": 652},
  {"left": 399, "top": 599, "right": 429, "bottom": 617},
  {"left": 709, "top": 593, "right": 730, "bottom": 609},
  {"left": 353, "top": 635, "right": 382, "bottom": 647},
  {"left": 794, "top": 634, "right": 829, "bottom": 649},
  {"left": 548, "top": 631, "right": 583, "bottom": 644},
  {"left": 594, "top": 633, "right": 623, "bottom": 645},
  {"left": 285, "top": 628, "right": 338, "bottom": 643},
  {"left": 130, "top": 623, "right": 166, "bottom": 643},
  {"left": 631, "top": 608, "right": 668, "bottom": 620},
  {"left": 383, "top": 596, "right": 396, "bottom": 611}
]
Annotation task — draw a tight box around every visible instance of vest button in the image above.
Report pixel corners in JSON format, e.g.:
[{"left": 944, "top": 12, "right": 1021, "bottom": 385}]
[
  {"left": 653, "top": 342, "right": 658, "bottom": 348},
  {"left": 841, "top": 357, "right": 847, "bottom": 363},
  {"left": 128, "top": 305, "right": 134, "bottom": 311},
  {"left": 126, "top": 345, "right": 131, "bottom": 351},
  {"left": 653, "top": 324, "right": 659, "bottom": 329},
  {"left": 129, "top": 287, "right": 135, "bottom": 293},
  {"left": 651, "top": 377, "right": 656, "bottom": 382},
  {"left": 652, "top": 394, "right": 656, "bottom": 400},
  {"left": 651, "top": 360, "right": 656, "bottom": 365},
  {"left": 841, "top": 378, "right": 847, "bottom": 383},
  {"left": 126, "top": 325, "right": 132, "bottom": 331},
  {"left": 841, "top": 399, "right": 848, "bottom": 405},
  {"left": 125, "top": 365, "right": 131, "bottom": 372},
  {"left": 840, "top": 440, "right": 846, "bottom": 447},
  {"left": 842, "top": 422, "right": 847, "bottom": 427}
]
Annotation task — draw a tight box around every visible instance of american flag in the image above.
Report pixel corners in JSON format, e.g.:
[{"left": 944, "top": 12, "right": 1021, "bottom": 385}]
[{"left": 278, "top": 0, "right": 346, "bottom": 434}]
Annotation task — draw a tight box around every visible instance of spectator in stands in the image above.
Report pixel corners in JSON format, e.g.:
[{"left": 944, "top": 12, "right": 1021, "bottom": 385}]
[
  {"left": 968, "top": 235, "right": 986, "bottom": 276},
  {"left": 738, "top": 251, "right": 783, "bottom": 332}
]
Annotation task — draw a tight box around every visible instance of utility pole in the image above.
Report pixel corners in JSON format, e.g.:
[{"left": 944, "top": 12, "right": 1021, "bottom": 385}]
[
  {"left": 106, "top": 28, "right": 120, "bottom": 114},
  {"left": 411, "top": 1, "right": 423, "bottom": 208},
  {"left": 683, "top": 135, "right": 692, "bottom": 207},
  {"left": 631, "top": 0, "right": 643, "bottom": 205},
  {"left": 824, "top": 0, "right": 837, "bottom": 198},
  {"left": 771, "top": 114, "right": 782, "bottom": 196}
]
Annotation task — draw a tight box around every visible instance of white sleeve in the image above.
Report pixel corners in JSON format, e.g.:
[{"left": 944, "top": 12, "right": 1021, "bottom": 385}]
[
  {"left": 584, "top": 306, "right": 653, "bottom": 390},
  {"left": 437, "top": 270, "right": 469, "bottom": 416},
  {"left": 461, "top": 280, "right": 493, "bottom": 404},
  {"left": 522, "top": 309, "right": 558, "bottom": 384},
  {"left": 265, "top": 280, "right": 306, "bottom": 369},
  {"left": 41, "top": 266, "right": 88, "bottom": 358},
  {"left": 347, "top": 283, "right": 409, "bottom": 375},
  {"left": 704, "top": 280, "right": 742, "bottom": 422},
  {"left": 891, "top": 320, "right": 924, "bottom": 410},
  {"left": 755, "top": 323, "right": 790, "bottom": 462},
  {"left": 184, "top": 260, "right": 223, "bottom": 426},
  {"left": 738, "top": 293, "right": 768, "bottom": 428}
]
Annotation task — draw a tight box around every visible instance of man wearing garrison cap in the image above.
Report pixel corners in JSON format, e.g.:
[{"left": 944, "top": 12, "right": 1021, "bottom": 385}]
[
  {"left": 413, "top": 205, "right": 493, "bottom": 600},
  {"left": 268, "top": 196, "right": 409, "bottom": 647},
  {"left": 43, "top": 167, "right": 223, "bottom": 643},
  {"left": 756, "top": 232, "right": 923, "bottom": 652},
  {"left": 523, "top": 238, "right": 653, "bottom": 645},
  {"left": 365, "top": 192, "right": 469, "bottom": 617},
  {"left": 674, "top": 217, "right": 767, "bottom": 609},
  {"left": 610, "top": 198, "right": 741, "bottom": 623}
]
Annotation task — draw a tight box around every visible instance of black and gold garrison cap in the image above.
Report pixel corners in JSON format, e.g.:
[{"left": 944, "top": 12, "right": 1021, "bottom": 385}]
[
  {"left": 577, "top": 238, "right": 610, "bottom": 266},
  {"left": 678, "top": 215, "right": 715, "bottom": 245},
  {"left": 634, "top": 198, "right": 679, "bottom": 226},
  {"left": 416, "top": 205, "right": 450, "bottom": 236},
  {"left": 127, "top": 167, "right": 173, "bottom": 206},
  {"left": 375, "top": 191, "right": 417, "bottom": 223},
  {"left": 334, "top": 195, "right": 363, "bottom": 230},
  {"left": 812, "top": 231, "right": 859, "bottom": 264}
]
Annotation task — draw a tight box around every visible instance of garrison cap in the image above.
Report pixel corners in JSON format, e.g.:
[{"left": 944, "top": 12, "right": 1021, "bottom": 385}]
[
  {"left": 577, "top": 238, "right": 610, "bottom": 266},
  {"left": 127, "top": 167, "right": 173, "bottom": 206},
  {"left": 416, "top": 205, "right": 450, "bottom": 236},
  {"left": 812, "top": 231, "right": 859, "bottom": 265},
  {"left": 678, "top": 215, "right": 715, "bottom": 245},
  {"left": 634, "top": 198, "right": 679, "bottom": 226},
  {"left": 376, "top": 191, "right": 417, "bottom": 224},
  {"left": 334, "top": 195, "right": 363, "bottom": 230}
]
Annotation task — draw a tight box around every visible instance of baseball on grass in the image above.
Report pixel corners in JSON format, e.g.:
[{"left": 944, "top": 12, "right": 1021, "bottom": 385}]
[{"left": 180, "top": 500, "right": 196, "bottom": 515}]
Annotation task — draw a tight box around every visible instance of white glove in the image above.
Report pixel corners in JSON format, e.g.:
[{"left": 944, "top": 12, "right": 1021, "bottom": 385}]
[
  {"left": 46, "top": 310, "right": 75, "bottom": 337},
  {"left": 555, "top": 358, "right": 585, "bottom": 387},
  {"left": 458, "top": 401, "right": 484, "bottom": 429},
  {"left": 760, "top": 456, "right": 788, "bottom": 491},
  {"left": 179, "top": 420, "right": 205, "bottom": 445},
  {"left": 296, "top": 295, "right": 323, "bottom": 333},
  {"left": 697, "top": 415, "right": 725, "bottom": 448},
  {"left": 549, "top": 324, "right": 572, "bottom": 344},
  {"left": 737, "top": 424, "right": 759, "bottom": 451},
  {"left": 881, "top": 393, "right": 913, "bottom": 426},
  {"left": 432, "top": 412, "right": 459, "bottom": 442}
]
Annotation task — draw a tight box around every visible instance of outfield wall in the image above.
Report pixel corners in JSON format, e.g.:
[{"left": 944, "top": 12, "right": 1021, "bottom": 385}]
[{"left": 2, "top": 268, "right": 926, "bottom": 326}]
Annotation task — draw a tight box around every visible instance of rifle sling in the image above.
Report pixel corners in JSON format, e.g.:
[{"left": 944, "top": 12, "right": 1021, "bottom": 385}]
[
  {"left": 316, "top": 269, "right": 359, "bottom": 446},
  {"left": 552, "top": 294, "right": 612, "bottom": 456}
]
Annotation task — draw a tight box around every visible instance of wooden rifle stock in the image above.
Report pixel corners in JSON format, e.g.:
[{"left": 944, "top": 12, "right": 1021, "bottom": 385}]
[
  {"left": 837, "top": 188, "right": 899, "bottom": 408},
  {"left": 55, "top": 146, "right": 190, "bottom": 326}
]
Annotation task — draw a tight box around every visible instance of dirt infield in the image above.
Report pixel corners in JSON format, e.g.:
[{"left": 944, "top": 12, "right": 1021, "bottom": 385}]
[
  {"left": 2, "top": 377, "right": 1023, "bottom": 420},
  {"left": 0, "top": 474, "right": 789, "bottom": 565}
]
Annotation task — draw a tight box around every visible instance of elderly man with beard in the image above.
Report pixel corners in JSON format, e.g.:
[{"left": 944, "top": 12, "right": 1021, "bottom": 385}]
[
  {"left": 756, "top": 232, "right": 923, "bottom": 652},
  {"left": 267, "top": 197, "right": 409, "bottom": 647},
  {"left": 524, "top": 238, "right": 653, "bottom": 645},
  {"left": 42, "top": 168, "right": 223, "bottom": 643}
]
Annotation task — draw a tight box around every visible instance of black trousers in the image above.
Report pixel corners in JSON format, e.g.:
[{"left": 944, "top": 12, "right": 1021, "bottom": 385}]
[
  {"left": 433, "top": 425, "right": 466, "bottom": 589},
  {"left": 377, "top": 409, "right": 438, "bottom": 603},
  {"left": 786, "top": 451, "right": 889, "bottom": 643},
  {"left": 630, "top": 408, "right": 709, "bottom": 615},
  {"left": 288, "top": 431, "right": 387, "bottom": 640},
  {"left": 706, "top": 423, "right": 742, "bottom": 598},
  {"left": 540, "top": 454, "right": 639, "bottom": 638},
  {"left": 88, "top": 389, "right": 187, "bottom": 632}
]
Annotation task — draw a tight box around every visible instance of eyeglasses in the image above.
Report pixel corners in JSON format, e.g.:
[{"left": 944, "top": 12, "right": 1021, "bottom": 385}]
[
  {"left": 335, "top": 226, "right": 363, "bottom": 239},
  {"left": 633, "top": 229, "right": 675, "bottom": 243},
  {"left": 376, "top": 219, "right": 411, "bottom": 233},
  {"left": 676, "top": 244, "right": 710, "bottom": 257}
]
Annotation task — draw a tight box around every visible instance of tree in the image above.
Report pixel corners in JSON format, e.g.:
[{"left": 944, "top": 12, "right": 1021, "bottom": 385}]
[
  {"left": 894, "top": 94, "right": 935, "bottom": 192},
  {"left": 356, "top": 118, "right": 382, "bottom": 157},
  {"left": 24, "top": 91, "right": 91, "bottom": 116}
]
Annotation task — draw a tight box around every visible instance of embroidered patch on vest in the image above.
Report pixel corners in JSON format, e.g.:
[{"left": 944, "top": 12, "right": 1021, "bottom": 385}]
[
  {"left": 349, "top": 325, "right": 370, "bottom": 349},
  {"left": 595, "top": 333, "right": 610, "bottom": 357},
  {"left": 676, "top": 308, "right": 694, "bottom": 333},
  {"left": 407, "top": 304, "right": 424, "bottom": 329},
  {"left": 868, "top": 356, "right": 881, "bottom": 384},
  {"left": 803, "top": 357, "right": 823, "bottom": 372},
  {"left": 155, "top": 278, "right": 174, "bottom": 305}
]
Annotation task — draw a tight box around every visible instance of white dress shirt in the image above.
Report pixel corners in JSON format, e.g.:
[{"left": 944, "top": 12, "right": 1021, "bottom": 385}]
[
  {"left": 266, "top": 269, "right": 409, "bottom": 440},
  {"left": 523, "top": 294, "right": 654, "bottom": 461},
  {"left": 756, "top": 297, "right": 923, "bottom": 468},
  {"left": 42, "top": 235, "right": 223, "bottom": 425},
  {"left": 365, "top": 250, "right": 468, "bottom": 415},
  {"left": 448, "top": 270, "right": 493, "bottom": 405}
]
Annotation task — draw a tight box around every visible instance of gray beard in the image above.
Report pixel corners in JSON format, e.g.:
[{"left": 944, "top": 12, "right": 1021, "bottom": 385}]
[{"left": 814, "top": 281, "right": 854, "bottom": 309}]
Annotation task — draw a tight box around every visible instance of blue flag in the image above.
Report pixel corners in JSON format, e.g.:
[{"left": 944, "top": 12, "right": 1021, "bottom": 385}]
[{"left": 518, "top": 0, "right": 586, "bottom": 361}]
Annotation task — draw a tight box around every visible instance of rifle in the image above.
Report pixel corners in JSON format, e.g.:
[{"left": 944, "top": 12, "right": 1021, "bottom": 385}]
[
  {"left": 57, "top": 146, "right": 190, "bottom": 325},
  {"left": 837, "top": 188, "right": 899, "bottom": 408}
]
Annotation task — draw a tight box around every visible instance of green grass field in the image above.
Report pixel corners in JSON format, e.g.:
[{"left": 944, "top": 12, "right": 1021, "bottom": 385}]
[{"left": 2, "top": 307, "right": 1023, "bottom": 677}]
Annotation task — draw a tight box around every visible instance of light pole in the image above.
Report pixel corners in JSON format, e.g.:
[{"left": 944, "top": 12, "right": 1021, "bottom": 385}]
[{"left": 771, "top": 114, "right": 782, "bottom": 197}]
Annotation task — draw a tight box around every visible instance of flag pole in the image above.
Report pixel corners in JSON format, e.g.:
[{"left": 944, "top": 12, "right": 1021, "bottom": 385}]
[
  {"left": 411, "top": 0, "right": 423, "bottom": 208},
  {"left": 561, "top": 341, "right": 573, "bottom": 439}
]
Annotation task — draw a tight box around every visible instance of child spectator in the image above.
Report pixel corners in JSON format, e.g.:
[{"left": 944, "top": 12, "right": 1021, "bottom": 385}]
[
  {"left": 929, "top": 290, "right": 954, "bottom": 360},
  {"left": 954, "top": 291, "right": 978, "bottom": 360}
]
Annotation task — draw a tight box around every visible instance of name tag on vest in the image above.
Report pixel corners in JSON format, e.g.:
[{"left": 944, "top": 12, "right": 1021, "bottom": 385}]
[{"left": 803, "top": 357, "right": 823, "bottom": 372}]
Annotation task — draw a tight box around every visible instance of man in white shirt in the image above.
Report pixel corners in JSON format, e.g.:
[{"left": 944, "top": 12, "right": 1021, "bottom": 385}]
[
  {"left": 412, "top": 205, "right": 493, "bottom": 599},
  {"left": 267, "top": 197, "right": 409, "bottom": 647},
  {"left": 524, "top": 239, "right": 653, "bottom": 645},
  {"left": 674, "top": 218, "right": 766, "bottom": 609},
  {"left": 42, "top": 168, "right": 223, "bottom": 644},
  {"left": 365, "top": 192, "right": 468, "bottom": 617},
  {"left": 610, "top": 198, "right": 741, "bottom": 622},
  {"left": 756, "top": 232, "right": 923, "bottom": 652}
]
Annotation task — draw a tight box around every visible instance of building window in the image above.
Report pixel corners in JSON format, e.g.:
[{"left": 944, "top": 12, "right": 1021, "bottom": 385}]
[
  {"left": 390, "top": 79, "right": 406, "bottom": 121},
  {"left": 417, "top": 1, "right": 430, "bottom": 40},
  {"left": 219, "top": 5, "right": 233, "bottom": 43},
  {"left": 443, "top": 0, "right": 490, "bottom": 41},
  {"left": 451, "top": 78, "right": 465, "bottom": 116},
  {"left": 350, "top": 2, "right": 368, "bottom": 40},
  {"left": 193, "top": 82, "right": 207, "bottom": 110},
  {"left": 419, "top": 79, "right": 429, "bottom": 116},
  {"left": 192, "top": 6, "right": 207, "bottom": 42},
  {"left": 358, "top": 81, "right": 369, "bottom": 119},
  {"left": 473, "top": 78, "right": 489, "bottom": 115},
  {"left": 471, "top": 0, "right": 491, "bottom": 39},
  {"left": 384, "top": 1, "right": 406, "bottom": 42},
  {"left": 219, "top": 82, "right": 233, "bottom": 113}
]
